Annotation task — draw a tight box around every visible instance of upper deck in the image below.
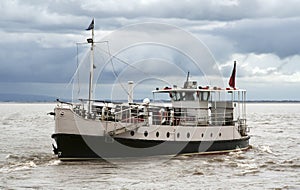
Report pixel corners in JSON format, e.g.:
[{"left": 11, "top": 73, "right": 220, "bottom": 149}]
[{"left": 152, "top": 84, "right": 246, "bottom": 103}]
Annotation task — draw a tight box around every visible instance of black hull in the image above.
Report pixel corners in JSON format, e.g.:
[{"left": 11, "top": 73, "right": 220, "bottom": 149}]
[{"left": 51, "top": 133, "right": 250, "bottom": 160}]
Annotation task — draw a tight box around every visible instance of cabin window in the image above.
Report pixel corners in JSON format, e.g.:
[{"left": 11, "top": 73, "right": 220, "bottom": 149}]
[
  {"left": 171, "top": 91, "right": 197, "bottom": 101},
  {"left": 177, "top": 133, "right": 180, "bottom": 138},
  {"left": 144, "top": 131, "right": 148, "bottom": 137},
  {"left": 156, "top": 131, "right": 159, "bottom": 137},
  {"left": 181, "top": 92, "right": 186, "bottom": 101},
  {"left": 198, "top": 91, "right": 210, "bottom": 101},
  {"left": 187, "top": 132, "right": 190, "bottom": 138},
  {"left": 171, "top": 92, "right": 181, "bottom": 101},
  {"left": 130, "top": 131, "right": 135, "bottom": 136},
  {"left": 166, "top": 132, "right": 170, "bottom": 138},
  {"left": 184, "top": 92, "right": 196, "bottom": 101}
]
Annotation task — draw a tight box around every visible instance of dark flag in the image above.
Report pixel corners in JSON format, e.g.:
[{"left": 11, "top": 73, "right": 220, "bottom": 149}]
[
  {"left": 86, "top": 19, "right": 94, "bottom": 30},
  {"left": 229, "top": 61, "right": 236, "bottom": 88}
]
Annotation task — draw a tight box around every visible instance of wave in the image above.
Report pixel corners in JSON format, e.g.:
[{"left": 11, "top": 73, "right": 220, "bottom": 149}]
[
  {"left": 251, "top": 145, "right": 274, "bottom": 154},
  {"left": 1, "top": 153, "right": 59, "bottom": 173}
]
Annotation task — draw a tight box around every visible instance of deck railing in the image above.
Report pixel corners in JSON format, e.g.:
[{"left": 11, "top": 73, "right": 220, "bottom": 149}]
[
  {"left": 110, "top": 105, "right": 237, "bottom": 127},
  {"left": 71, "top": 102, "right": 244, "bottom": 127}
]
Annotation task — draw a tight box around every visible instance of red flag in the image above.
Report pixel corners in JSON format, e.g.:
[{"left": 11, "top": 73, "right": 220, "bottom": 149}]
[{"left": 229, "top": 61, "right": 236, "bottom": 88}]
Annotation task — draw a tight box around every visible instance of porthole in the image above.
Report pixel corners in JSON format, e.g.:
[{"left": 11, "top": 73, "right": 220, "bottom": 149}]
[
  {"left": 177, "top": 133, "right": 180, "bottom": 138},
  {"left": 130, "top": 131, "right": 135, "bottom": 136},
  {"left": 219, "top": 133, "right": 222, "bottom": 137},
  {"left": 201, "top": 133, "right": 204, "bottom": 138},
  {"left": 210, "top": 133, "right": 213, "bottom": 137},
  {"left": 156, "top": 131, "right": 159, "bottom": 137},
  {"left": 144, "top": 131, "right": 148, "bottom": 137},
  {"left": 166, "top": 132, "right": 170, "bottom": 138},
  {"left": 187, "top": 132, "right": 190, "bottom": 138}
]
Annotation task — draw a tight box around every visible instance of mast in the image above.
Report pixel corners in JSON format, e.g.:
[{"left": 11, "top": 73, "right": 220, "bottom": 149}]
[{"left": 87, "top": 19, "right": 95, "bottom": 114}]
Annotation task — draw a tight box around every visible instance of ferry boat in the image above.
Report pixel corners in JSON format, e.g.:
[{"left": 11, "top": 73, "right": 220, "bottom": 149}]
[{"left": 51, "top": 21, "right": 250, "bottom": 160}]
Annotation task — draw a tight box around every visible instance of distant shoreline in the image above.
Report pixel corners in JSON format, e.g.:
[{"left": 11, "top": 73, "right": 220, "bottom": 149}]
[
  {"left": 0, "top": 100, "right": 300, "bottom": 103},
  {"left": 247, "top": 101, "right": 300, "bottom": 103},
  {"left": 1, "top": 93, "right": 300, "bottom": 103}
]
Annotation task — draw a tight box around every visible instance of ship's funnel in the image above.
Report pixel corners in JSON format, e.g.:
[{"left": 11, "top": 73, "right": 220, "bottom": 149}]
[{"left": 128, "top": 81, "right": 134, "bottom": 103}]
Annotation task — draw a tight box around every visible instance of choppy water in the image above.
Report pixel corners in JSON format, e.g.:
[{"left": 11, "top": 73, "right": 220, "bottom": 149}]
[{"left": 0, "top": 103, "right": 299, "bottom": 189}]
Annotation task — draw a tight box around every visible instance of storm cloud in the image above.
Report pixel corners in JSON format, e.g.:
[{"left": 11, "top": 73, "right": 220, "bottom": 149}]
[{"left": 0, "top": 0, "right": 299, "bottom": 100}]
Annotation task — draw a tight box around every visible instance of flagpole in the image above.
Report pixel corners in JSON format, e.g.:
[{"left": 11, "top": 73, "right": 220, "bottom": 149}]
[{"left": 88, "top": 19, "right": 94, "bottom": 115}]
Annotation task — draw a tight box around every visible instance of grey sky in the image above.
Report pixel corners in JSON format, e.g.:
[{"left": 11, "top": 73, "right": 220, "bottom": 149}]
[{"left": 0, "top": 0, "right": 299, "bottom": 100}]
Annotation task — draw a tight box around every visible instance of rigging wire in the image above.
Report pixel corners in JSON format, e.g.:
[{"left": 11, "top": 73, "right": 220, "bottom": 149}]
[
  {"left": 65, "top": 48, "right": 89, "bottom": 92},
  {"left": 68, "top": 41, "right": 162, "bottom": 100},
  {"left": 106, "top": 42, "right": 130, "bottom": 95},
  {"left": 94, "top": 44, "right": 156, "bottom": 96},
  {"left": 76, "top": 43, "right": 80, "bottom": 95},
  {"left": 96, "top": 45, "right": 151, "bottom": 77}
]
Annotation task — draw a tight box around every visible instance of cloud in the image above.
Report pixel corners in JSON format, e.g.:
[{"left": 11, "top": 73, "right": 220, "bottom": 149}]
[
  {"left": 220, "top": 53, "right": 300, "bottom": 82},
  {"left": 1, "top": 0, "right": 300, "bottom": 100},
  {"left": 70, "top": 0, "right": 300, "bottom": 21},
  {"left": 207, "top": 17, "right": 300, "bottom": 58},
  {"left": 0, "top": 40, "right": 76, "bottom": 83},
  {"left": 2, "top": 0, "right": 300, "bottom": 33}
]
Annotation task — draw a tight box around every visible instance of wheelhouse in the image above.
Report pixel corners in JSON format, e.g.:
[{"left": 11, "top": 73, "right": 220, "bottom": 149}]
[{"left": 152, "top": 83, "right": 247, "bottom": 131}]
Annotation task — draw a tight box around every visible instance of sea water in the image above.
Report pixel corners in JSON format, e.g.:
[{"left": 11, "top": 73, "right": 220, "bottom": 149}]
[{"left": 0, "top": 103, "right": 299, "bottom": 189}]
